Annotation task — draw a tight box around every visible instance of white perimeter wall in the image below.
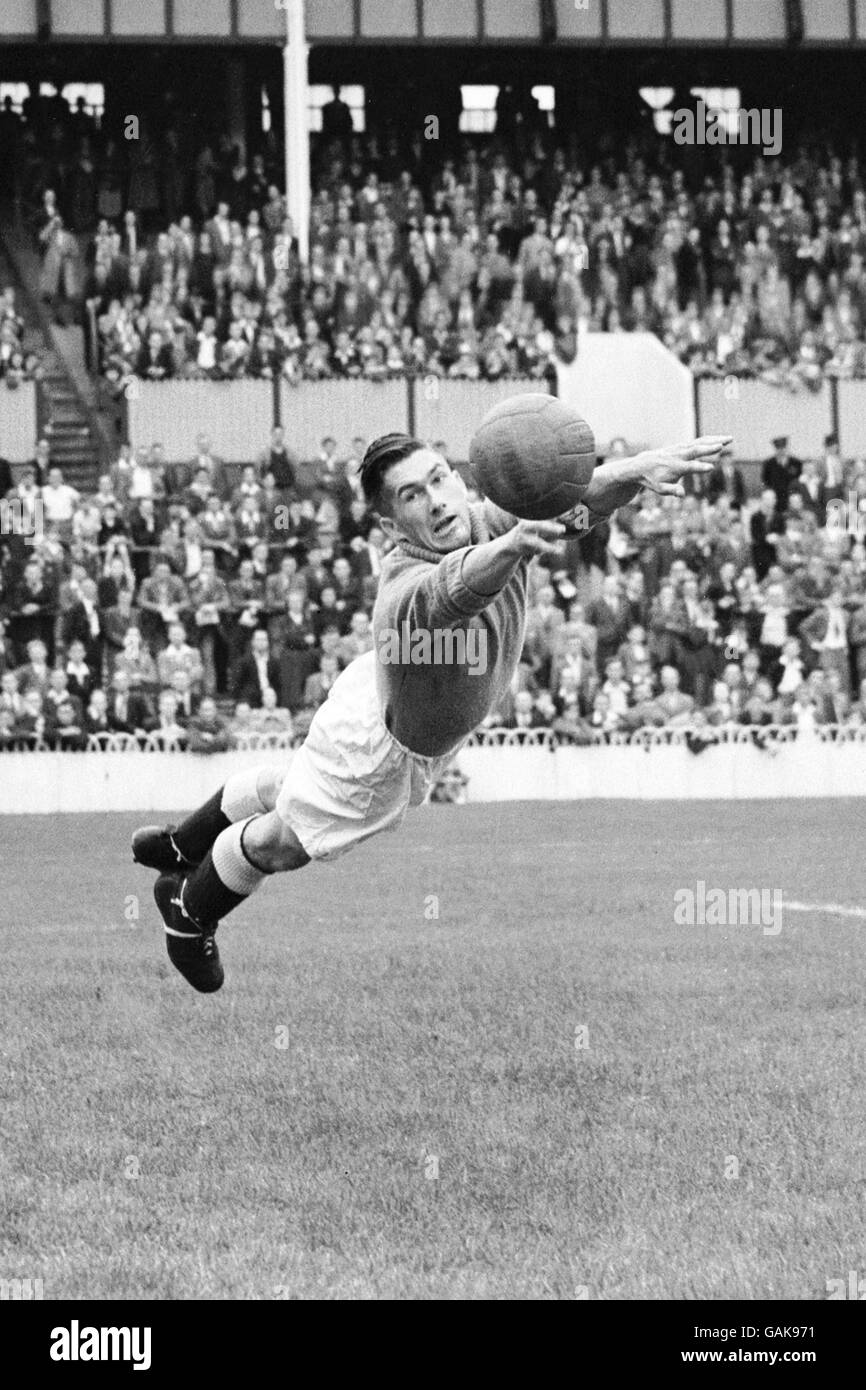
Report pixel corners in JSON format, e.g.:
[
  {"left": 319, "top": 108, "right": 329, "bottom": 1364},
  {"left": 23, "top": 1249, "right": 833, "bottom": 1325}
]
[{"left": 2, "top": 741, "right": 866, "bottom": 813}]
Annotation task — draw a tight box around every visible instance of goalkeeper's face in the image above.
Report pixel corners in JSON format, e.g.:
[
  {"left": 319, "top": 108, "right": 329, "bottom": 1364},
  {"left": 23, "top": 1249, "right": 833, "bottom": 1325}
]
[{"left": 379, "top": 449, "right": 472, "bottom": 553}]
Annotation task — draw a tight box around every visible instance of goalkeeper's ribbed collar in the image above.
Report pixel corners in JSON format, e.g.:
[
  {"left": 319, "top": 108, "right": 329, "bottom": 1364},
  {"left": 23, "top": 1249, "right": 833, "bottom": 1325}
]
[{"left": 392, "top": 503, "right": 489, "bottom": 565}]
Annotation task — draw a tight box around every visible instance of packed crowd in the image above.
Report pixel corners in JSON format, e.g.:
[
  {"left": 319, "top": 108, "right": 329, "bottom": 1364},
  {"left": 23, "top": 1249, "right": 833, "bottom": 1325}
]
[
  {"left": 0, "top": 426, "right": 375, "bottom": 750},
  {"left": 7, "top": 86, "right": 866, "bottom": 394},
  {"left": 0, "top": 284, "right": 43, "bottom": 387},
  {"left": 3, "top": 425, "right": 866, "bottom": 754},
  {"left": 87, "top": 134, "right": 866, "bottom": 397}
]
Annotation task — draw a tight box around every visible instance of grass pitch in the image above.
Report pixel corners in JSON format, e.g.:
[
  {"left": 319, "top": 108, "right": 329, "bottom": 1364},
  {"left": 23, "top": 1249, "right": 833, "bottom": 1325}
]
[{"left": 1, "top": 799, "right": 864, "bottom": 1299}]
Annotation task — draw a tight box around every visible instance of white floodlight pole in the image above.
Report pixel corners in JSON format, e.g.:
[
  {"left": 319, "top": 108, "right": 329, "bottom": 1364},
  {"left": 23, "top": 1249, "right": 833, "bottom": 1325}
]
[{"left": 283, "top": 0, "right": 311, "bottom": 264}]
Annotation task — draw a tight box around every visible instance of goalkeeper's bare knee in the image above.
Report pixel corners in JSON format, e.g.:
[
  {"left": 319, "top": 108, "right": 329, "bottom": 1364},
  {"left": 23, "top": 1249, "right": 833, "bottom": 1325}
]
[{"left": 243, "top": 810, "right": 310, "bottom": 873}]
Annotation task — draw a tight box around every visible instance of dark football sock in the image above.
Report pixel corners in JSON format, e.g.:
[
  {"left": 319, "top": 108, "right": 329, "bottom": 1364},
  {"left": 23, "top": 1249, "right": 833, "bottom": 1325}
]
[
  {"left": 182, "top": 852, "right": 247, "bottom": 926},
  {"left": 182, "top": 818, "right": 271, "bottom": 926},
  {"left": 172, "top": 789, "right": 230, "bottom": 863}
]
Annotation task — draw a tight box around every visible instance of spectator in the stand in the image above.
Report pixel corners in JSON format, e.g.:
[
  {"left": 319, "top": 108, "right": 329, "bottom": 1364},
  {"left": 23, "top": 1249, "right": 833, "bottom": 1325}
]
[
  {"left": 677, "top": 577, "right": 719, "bottom": 704},
  {"left": 186, "top": 696, "right": 232, "bottom": 753},
  {"left": 59, "top": 576, "right": 102, "bottom": 667},
  {"left": 128, "top": 495, "right": 160, "bottom": 581},
  {"left": 551, "top": 670, "right": 595, "bottom": 743},
  {"left": 10, "top": 560, "right": 56, "bottom": 659},
  {"left": 268, "top": 584, "right": 313, "bottom": 649},
  {"left": 39, "top": 207, "right": 82, "bottom": 327},
  {"left": 137, "top": 558, "right": 188, "bottom": 650},
  {"left": 107, "top": 669, "right": 154, "bottom": 736},
  {"left": 228, "top": 699, "right": 254, "bottom": 742},
  {"left": 101, "top": 583, "right": 141, "bottom": 660},
  {"left": 600, "top": 657, "right": 632, "bottom": 721},
  {"left": 198, "top": 492, "right": 238, "bottom": 570},
  {"left": 792, "top": 458, "right": 826, "bottom": 519},
  {"left": 757, "top": 581, "right": 790, "bottom": 685},
  {"left": 742, "top": 676, "right": 776, "bottom": 728},
  {"left": 232, "top": 627, "right": 281, "bottom": 708},
  {"left": 351, "top": 522, "right": 386, "bottom": 602},
  {"left": 231, "top": 463, "right": 264, "bottom": 512},
  {"left": 185, "top": 432, "right": 228, "bottom": 500},
  {"left": 523, "top": 582, "right": 564, "bottom": 688},
  {"left": 321, "top": 86, "right": 354, "bottom": 149},
  {"left": 13, "top": 687, "right": 46, "bottom": 746},
  {"left": 44, "top": 667, "right": 83, "bottom": 726},
  {"left": 248, "top": 685, "right": 294, "bottom": 737},
  {"left": 310, "top": 583, "right": 346, "bottom": 638},
  {"left": 98, "top": 550, "right": 135, "bottom": 609},
  {"left": 821, "top": 434, "right": 845, "bottom": 508},
  {"left": 761, "top": 436, "right": 803, "bottom": 515},
  {"left": 591, "top": 690, "right": 621, "bottom": 738},
  {"left": 151, "top": 689, "right": 187, "bottom": 748},
  {"left": 157, "top": 621, "right": 204, "bottom": 693},
  {"left": 41, "top": 466, "right": 80, "bottom": 535},
  {"left": 45, "top": 697, "right": 86, "bottom": 751},
  {"left": 705, "top": 679, "right": 737, "bottom": 728},
  {"left": 739, "top": 648, "right": 762, "bottom": 706},
  {"left": 806, "top": 669, "right": 834, "bottom": 725},
  {"left": 272, "top": 589, "right": 317, "bottom": 709},
  {"left": 84, "top": 687, "right": 110, "bottom": 737},
  {"left": 188, "top": 549, "right": 231, "bottom": 694},
  {"left": 166, "top": 668, "right": 197, "bottom": 723},
  {"left": 656, "top": 665, "right": 695, "bottom": 727},
  {"left": 14, "top": 461, "right": 44, "bottom": 530},
  {"left": 249, "top": 539, "right": 273, "bottom": 584},
  {"left": 800, "top": 586, "right": 852, "bottom": 692},
  {"left": 228, "top": 540, "right": 265, "bottom": 609},
  {"left": 64, "top": 638, "right": 96, "bottom": 705},
  {"left": 126, "top": 445, "right": 166, "bottom": 505},
  {"left": 647, "top": 580, "right": 686, "bottom": 669},
  {"left": 184, "top": 465, "right": 215, "bottom": 516},
  {"left": 135, "top": 328, "right": 174, "bottom": 380},
  {"left": 504, "top": 689, "right": 546, "bottom": 739},
  {"left": 617, "top": 624, "right": 652, "bottom": 685},
  {"left": 548, "top": 620, "right": 593, "bottom": 705},
  {"left": 262, "top": 425, "right": 298, "bottom": 495},
  {"left": 750, "top": 489, "right": 782, "bottom": 581},
  {"left": 824, "top": 667, "right": 851, "bottom": 725},
  {"left": 777, "top": 635, "right": 807, "bottom": 700},
  {"left": 15, "top": 638, "right": 52, "bottom": 697},
  {"left": 112, "top": 626, "right": 158, "bottom": 691},
  {"left": 586, "top": 575, "right": 630, "bottom": 671},
  {"left": 706, "top": 445, "right": 746, "bottom": 510},
  {"left": 0, "top": 670, "right": 22, "bottom": 721}
]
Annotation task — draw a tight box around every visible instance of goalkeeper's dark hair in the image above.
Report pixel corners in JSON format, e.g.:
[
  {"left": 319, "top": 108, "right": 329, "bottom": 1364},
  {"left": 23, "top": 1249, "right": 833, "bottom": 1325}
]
[{"left": 359, "top": 433, "right": 425, "bottom": 513}]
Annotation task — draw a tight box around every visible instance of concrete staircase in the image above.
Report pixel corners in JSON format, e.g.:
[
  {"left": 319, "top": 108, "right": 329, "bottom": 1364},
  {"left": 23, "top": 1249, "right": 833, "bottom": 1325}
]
[
  {"left": 1, "top": 222, "right": 109, "bottom": 491},
  {"left": 40, "top": 347, "right": 103, "bottom": 489}
]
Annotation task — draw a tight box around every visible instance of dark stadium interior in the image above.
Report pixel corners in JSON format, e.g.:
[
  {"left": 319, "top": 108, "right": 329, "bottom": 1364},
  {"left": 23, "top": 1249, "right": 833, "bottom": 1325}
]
[{"left": 3, "top": 43, "right": 866, "bottom": 147}]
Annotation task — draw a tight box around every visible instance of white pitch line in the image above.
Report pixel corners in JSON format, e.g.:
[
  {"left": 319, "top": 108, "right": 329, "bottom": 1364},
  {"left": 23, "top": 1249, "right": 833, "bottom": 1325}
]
[{"left": 782, "top": 901, "right": 866, "bottom": 920}]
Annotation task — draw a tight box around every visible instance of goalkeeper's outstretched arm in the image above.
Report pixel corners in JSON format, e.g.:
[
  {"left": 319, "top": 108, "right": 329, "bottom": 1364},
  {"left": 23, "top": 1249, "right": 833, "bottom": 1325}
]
[{"left": 577, "top": 434, "right": 733, "bottom": 522}]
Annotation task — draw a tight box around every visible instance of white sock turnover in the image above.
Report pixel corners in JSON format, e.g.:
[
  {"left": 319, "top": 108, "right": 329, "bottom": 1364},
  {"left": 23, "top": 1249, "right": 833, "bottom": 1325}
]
[{"left": 211, "top": 818, "right": 269, "bottom": 897}]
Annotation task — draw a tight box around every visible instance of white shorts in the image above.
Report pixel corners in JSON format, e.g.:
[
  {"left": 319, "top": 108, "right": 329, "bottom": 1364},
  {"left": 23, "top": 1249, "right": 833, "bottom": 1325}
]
[{"left": 275, "top": 650, "right": 463, "bottom": 862}]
